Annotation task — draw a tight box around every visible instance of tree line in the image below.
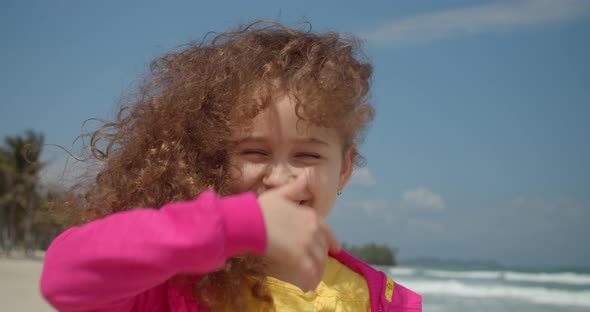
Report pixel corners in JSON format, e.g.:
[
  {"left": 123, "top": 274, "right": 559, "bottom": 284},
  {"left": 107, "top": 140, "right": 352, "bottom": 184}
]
[
  {"left": 0, "top": 129, "right": 61, "bottom": 257},
  {"left": 343, "top": 242, "right": 398, "bottom": 266}
]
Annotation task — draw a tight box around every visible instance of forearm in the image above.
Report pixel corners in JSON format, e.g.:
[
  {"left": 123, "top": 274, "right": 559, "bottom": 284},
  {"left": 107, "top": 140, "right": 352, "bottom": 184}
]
[{"left": 40, "top": 191, "right": 266, "bottom": 311}]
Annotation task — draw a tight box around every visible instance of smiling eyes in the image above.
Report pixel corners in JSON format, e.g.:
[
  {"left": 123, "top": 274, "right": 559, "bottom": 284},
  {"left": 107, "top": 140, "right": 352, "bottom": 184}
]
[{"left": 241, "top": 149, "right": 321, "bottom": 160}]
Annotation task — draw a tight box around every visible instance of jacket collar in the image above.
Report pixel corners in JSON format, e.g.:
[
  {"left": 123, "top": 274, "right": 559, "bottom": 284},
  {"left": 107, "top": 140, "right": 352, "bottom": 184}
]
[{"left": 329, "top": 250, "right": 422, "bottom": 311}]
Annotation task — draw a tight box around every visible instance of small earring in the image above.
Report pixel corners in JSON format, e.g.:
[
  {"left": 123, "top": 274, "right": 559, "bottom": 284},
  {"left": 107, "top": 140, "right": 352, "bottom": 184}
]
[{"left": 337, "top": 190, "right": 342, "bottom": 196}]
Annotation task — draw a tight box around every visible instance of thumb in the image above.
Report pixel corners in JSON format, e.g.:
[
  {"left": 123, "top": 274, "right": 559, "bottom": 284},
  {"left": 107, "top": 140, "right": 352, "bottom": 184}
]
[{"left": 277, "top": 170, "right": 309, "bottom": 200}]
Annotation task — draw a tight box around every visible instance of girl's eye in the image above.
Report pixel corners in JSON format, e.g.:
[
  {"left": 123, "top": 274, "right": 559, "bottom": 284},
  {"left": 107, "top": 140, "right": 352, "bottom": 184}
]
[
  {"left": 242, "top": 150, "right": 268, "bottom": 156},
  {"left": 296, "top": 153, "right": 321, "bottom": 159}
]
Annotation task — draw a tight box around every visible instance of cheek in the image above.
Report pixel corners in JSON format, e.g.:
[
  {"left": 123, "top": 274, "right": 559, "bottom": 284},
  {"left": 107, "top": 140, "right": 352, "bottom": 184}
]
[
  {"left": 307, "top": 167, "right": 340, "bottom": 218},
  {"left": 229, "top": 162, "right": 266, "bottom": 193}
]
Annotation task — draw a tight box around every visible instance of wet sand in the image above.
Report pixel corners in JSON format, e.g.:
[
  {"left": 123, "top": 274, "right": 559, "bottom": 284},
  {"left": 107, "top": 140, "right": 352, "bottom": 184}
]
[{"left": 0, "top": 254, "right": 54, "bottom": 311}]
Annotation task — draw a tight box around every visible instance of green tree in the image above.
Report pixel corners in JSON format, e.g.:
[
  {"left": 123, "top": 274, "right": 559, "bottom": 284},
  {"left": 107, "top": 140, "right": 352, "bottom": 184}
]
[
  {"left": 0, "top": 130, "right": 45, "bottom": 256},
  {"left": 0, "top": 148, "right": 8, "bottom": 252},
  {"left": 0, "top": 145, "right": 18, "bottom": 255},
  {"left": 344, "top": 242, "right": 398, "bottom": 266}
]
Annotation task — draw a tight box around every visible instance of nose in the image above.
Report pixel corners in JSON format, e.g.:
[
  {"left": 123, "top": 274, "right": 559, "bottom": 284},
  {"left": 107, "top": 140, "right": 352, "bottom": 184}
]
[{"left": 262, "top": 162, "right": 298, "bottom": 190}]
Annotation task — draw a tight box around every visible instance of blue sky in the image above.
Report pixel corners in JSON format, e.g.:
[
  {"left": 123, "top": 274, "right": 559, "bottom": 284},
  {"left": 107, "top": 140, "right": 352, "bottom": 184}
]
[{"left": 1, "top": 0, "right": 589, "bottom": 267}]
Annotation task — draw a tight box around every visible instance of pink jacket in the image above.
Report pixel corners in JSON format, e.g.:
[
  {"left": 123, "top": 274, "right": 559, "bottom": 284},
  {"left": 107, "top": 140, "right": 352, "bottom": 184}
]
[{"left": 40, "top": 191, "right": 421, "bottom": 311}]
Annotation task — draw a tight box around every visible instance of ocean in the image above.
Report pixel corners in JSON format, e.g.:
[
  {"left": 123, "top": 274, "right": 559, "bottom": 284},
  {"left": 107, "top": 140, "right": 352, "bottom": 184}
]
[{"left": 379, "top": 265, "right": 590, "bottom": 311}]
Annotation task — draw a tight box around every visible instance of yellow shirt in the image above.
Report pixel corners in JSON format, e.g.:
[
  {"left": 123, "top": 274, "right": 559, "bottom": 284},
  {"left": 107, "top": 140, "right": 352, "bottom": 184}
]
[{"left": 260, "top": 257, "right": 370, "bottom": 311}]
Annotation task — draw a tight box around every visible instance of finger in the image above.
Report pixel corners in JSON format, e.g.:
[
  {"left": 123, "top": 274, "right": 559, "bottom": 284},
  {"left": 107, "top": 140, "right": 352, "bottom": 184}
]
[
  {"left": 315, "top": 230, "right": 328, "bottom": 252},
  {"left": 292, "top": 275, "right": 307, "bottom": 292},
  {"left": 301, "top": 257, "right": 320, "bottom": 292},
  {"left": 305, "top": 268, "right": 322, "bottom": 292},
  {"left": 309, "top": 240, "right": 328, "bottom": 278},
  {"left": 277, "top": 169, "right": 310, "bottom": 200},
  {"left": 319, "top": 221, "right": 341, "bottom": 253}
]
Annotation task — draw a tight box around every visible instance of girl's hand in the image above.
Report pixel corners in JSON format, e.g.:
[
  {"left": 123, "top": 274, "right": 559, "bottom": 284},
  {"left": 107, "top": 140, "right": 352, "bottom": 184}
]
[{"left": 258, "top": 172, "right": 341, "bottom": 292}]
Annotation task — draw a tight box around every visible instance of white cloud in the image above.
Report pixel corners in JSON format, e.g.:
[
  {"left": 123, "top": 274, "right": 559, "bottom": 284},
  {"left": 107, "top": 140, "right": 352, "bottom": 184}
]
[
  {"left": 402, "top": 187, "right": 446, "bottom": 211},
  {"left": 336, "top": 186, "right": 446, "bottom": 218},
  {"left": 349, "top": 167, "right": 377, "bottom": 188},
  {"left": 365, "top": 0, "right": 590, "bottom": 45}
]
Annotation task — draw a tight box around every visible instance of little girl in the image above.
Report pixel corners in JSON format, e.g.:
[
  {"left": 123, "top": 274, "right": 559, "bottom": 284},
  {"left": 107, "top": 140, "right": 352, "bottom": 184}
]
[{"left": 40, "top": 21, "right": 421, "bottom": 311}]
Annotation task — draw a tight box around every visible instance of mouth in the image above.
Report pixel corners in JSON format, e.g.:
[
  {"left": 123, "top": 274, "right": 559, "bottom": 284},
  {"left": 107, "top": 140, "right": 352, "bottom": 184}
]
[{"left": 299, "top": 200, "right": 309, "bottom": 206}]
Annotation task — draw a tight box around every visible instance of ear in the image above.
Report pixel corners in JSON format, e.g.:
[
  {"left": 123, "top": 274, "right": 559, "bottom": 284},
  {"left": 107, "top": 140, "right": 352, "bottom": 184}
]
[{"left": 338, "top": 144, "right": 356, "bottom": 192}]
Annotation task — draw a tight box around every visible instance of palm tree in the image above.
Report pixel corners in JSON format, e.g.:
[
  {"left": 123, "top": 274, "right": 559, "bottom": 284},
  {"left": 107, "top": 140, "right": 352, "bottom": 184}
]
[
  {"left": 0, "top": 148, "right": 9, "bottom": 253},
  {"left": 0, "top": 146, "right": 16, "bottom": 255},
  {"left": 0, "top": 130, "right": 44, "bottom": 256}
]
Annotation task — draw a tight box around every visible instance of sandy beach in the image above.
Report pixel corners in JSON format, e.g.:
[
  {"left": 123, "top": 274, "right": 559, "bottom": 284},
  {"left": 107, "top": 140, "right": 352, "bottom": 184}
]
[{"left": 0, "top": 253, "right": 54, "bottom": 311}]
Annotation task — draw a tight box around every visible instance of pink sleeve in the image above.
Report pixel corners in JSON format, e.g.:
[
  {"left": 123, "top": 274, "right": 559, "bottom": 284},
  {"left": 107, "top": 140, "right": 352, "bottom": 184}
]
[{"left": 40, "top": 190, "right": 266, "bottom": 312}]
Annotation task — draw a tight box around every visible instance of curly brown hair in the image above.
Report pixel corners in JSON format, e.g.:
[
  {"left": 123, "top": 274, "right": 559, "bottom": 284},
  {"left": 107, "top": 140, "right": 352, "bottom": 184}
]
[{"left": 58, "top": 20, "right": 374, "bottom": 310}]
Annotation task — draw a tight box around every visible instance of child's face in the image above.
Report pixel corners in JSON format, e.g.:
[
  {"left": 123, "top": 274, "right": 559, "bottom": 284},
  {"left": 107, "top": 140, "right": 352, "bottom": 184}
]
[{"left": 229, "top": 94, "right": 354, "bottom": 218}]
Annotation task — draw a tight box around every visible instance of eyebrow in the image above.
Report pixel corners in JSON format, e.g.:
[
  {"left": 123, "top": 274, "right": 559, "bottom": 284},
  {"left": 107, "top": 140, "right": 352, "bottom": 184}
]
[
  {"left": 235, "top": 136, "right": 330, "bottom": 146},
  {"left": 293, "top": 138, "right": 330, "bottom": 146}
]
